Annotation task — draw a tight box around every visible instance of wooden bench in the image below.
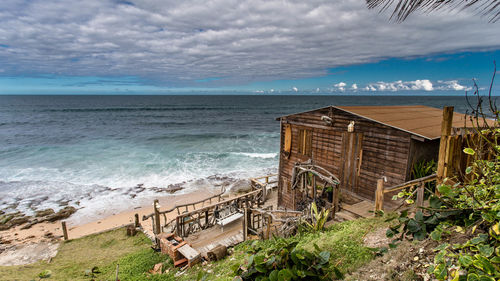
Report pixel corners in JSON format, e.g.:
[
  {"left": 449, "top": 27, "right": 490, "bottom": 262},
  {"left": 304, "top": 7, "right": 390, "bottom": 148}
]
[
  {"left": 215, "top": 203, "right": 243, "bottom": 232},
  {"left": 216, "top": 212, "right": 243, "bottom": 232}
]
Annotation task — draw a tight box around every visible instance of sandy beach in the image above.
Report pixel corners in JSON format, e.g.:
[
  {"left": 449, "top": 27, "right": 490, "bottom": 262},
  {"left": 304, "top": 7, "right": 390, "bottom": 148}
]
[{"left": 0, "top": 187, "right": 226, "bottom": 256}]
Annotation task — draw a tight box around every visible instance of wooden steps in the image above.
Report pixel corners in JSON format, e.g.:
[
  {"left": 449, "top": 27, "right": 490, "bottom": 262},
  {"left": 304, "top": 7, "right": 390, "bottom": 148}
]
[
  {"left": 174, "top": 258, "right": 188, "bottom": 268},
  {"left": 326, "top": 200, "right": 375, "bottom": 227}
]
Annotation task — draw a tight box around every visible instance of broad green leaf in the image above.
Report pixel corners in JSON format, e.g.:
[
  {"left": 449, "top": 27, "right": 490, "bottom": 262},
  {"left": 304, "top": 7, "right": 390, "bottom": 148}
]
[
  {"left": 478, "top": 245, "right": 494, "bottom": 257},
  {"left": 38, "top": 270, "right": 52, "bottom": 279},
  {"left": 407, "top": 220, "right": 421, "bottom": 233},
  {"left": 467, "top": 273, "right": 479, "bottom": 281},
  {"left": 473, "top": 255, "right": 496, "bottom": 275},
  {"left": 434, "top": 243, "right": 449, "bottom": 251},
  {"left": 415, "top": 210, "right": 424, "bottom": 222},
  {"left": 478, "top": 275, "right": 495, "bottom": 281},
  {"left": 459, "top": 255, "right": 473, "bottom": 267},
  {"left": 278, "top": 268, "right": 293, "bottom": 281},
  {"left": 319, "top": 251, "right": 330, "bottom": 264},
  {"left": 466, "top": 166, "right": 473, "bottom": 174},
  {"left": 463, "top": 148, "right": 475, "bottom": 155},
  {"left": 430, "top": 229, "right": 442, "bottom": 241},
  {"left": 269, "top": 270, "right": 278, "bottom": 281},
  {"left": 433, "top": 263, "right": 447, "bottom": 280}
]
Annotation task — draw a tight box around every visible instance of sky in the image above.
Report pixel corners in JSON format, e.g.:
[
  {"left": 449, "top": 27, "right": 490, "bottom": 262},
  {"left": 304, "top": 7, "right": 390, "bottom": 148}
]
[{"left": 0, "top": 0, "right": 499, "bottom": 95}]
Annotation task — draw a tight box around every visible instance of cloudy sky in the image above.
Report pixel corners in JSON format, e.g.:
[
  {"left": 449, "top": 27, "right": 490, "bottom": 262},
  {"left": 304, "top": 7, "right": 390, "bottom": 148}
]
[{"left": 0, "top": 0, "right": 499, "bottom": 94}]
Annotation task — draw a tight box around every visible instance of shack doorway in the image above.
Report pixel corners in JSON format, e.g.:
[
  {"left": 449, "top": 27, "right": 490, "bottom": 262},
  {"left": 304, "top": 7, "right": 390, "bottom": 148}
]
[{"left": 340, "top": 132, "right": 363, "bottom": 194}]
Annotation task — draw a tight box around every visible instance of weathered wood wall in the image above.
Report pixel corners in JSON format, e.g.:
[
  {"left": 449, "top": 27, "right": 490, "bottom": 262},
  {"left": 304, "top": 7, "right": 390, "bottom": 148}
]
[{"left": 278, "top": 106, "right": 432, "bottom": 209}]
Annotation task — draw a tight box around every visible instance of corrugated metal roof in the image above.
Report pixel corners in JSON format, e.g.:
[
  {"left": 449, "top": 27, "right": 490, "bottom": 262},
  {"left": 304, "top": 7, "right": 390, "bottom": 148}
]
[
  {"left": 277, "top": 105, "right": 495, "bottom": 140},
  {"left": 334, "top": 105, "right": 488, "bottom": 140}
]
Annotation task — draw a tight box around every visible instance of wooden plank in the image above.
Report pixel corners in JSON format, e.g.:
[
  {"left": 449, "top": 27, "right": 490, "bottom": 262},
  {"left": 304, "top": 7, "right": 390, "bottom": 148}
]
[
  {"left": 343, "top": 201, "right": 374, "bottom": 218},
  {"left": 437, "top": 106, "right": 454, "bottom": 184},
  {"left": 375, "top": 179, "right": 384, "bottom": 211},
  {"left": 177, "top": 244, "right": 201, "bottom": 261}
]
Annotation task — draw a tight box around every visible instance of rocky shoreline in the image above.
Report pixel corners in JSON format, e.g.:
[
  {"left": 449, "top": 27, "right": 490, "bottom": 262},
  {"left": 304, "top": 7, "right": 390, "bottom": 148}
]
[{"left": 0, "top": 206, "right": 76, "bottom": 232}]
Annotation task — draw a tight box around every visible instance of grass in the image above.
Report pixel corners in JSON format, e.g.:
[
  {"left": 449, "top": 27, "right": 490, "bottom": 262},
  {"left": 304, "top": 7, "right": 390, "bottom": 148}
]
[
  {"left": 1, "top": 215, "right": 390, "bottom": 280},
  {"left": 0, "top": 228, "right": 155, "bottom": 281}
]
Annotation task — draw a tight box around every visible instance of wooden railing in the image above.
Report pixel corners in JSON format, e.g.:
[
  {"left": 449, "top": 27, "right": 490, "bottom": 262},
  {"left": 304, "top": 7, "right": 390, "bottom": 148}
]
[
  {"left": 250, "top": 174, "right": 278, "bottom": 204},
  {"left": 374, "top": 174, "right": 437, "bottom": 212},
  {"left": 173, "top": 189, "right": 262, "bottom": 237},
  {"left": 245, "top": 207, "right": 303, "bottom": 240},
  {"left": 142, "top": 187, "right": 226, "bottom": 235}
]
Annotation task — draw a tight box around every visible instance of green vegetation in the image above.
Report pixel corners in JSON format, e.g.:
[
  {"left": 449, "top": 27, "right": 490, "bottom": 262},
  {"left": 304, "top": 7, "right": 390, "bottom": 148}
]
[
  {"left": 387, "top": 79, "right": 499, "bottom": 280},
  {"left": 234, "top": 237, "right": 333, "bottom": 280},
  {"left": 0, "top": 228, "right": 156, "bottom": 281},
  {"left": 1, "top": 215, "right": 388, "bottom": 280},
  {"left": 299, "top": 202, "right": 330, "bottom": 233}
]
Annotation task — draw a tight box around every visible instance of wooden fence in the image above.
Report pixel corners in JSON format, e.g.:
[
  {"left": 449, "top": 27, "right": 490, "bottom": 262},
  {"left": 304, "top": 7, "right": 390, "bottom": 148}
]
[
  {"left": 250, "top": 174, "right": 278, "bottom": 204},
  {"left": 437, "top": 106, "right": 496, "bottom": 185},
  {"left": 374, "top": 174, "right": 437, "bottom": 212},
  {"left": 173, "top": 189, "right": 262, "bottom": 237},
  {"left": 142, "top": 187, "right": 226, "bottom": 235},
  {"left": 374, "top": 106, "right": 496, "bottom": 212}
]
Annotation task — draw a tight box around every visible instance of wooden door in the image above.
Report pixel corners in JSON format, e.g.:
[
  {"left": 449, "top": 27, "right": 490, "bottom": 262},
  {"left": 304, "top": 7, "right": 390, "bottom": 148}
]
[{"left": 340, "top": 132, "right": 363, "bottom": 194}]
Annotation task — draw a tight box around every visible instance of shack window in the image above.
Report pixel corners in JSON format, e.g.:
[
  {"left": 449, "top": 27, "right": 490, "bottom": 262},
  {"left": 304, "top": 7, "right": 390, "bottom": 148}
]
[
  {"left": 298, "top": 129, "right": 312, "bottom": 157},
  {"left": 284, "top": 124, "right": 292, "bottom": 153}
]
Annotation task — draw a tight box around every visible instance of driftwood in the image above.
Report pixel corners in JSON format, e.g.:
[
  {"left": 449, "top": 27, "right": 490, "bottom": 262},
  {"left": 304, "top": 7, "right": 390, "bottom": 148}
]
[
  {"left": 207, "top": 244, "right": 227, "bottom": 261},
  {"left": 291, "top": 161, "right": 340, "bottom": 190}
]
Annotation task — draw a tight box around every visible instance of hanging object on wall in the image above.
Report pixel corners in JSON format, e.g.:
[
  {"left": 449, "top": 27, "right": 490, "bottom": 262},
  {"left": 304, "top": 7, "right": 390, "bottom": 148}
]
[
  {"left": 347, "top": 121, "right": 355, "bottom": 132},
  {"left": 321, "top": 115, "right": 333, "bottom": 125}
]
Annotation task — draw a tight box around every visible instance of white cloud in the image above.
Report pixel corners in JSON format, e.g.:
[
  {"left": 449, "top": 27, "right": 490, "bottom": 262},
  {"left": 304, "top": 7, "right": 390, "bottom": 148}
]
[
  {"left": 351, "top": 83, "right": 358, "bottom": 90},
  {"left": 292, "top": 86, "right": 298, "bottom": 92},
  {"left": 0, "top": 0, "right": 498, "bottom": 86},
  {"left": 363, "top": 79, "right": 434, "bottom": 92},
  {"left": 412, "top": 79, "right": 433, "bottom": 91},
  {"left": 437, "top": 80, "right": 469, "bottom": 91},
  {"left": 334, "top": 82, "right": 346, "bottom": 91}
]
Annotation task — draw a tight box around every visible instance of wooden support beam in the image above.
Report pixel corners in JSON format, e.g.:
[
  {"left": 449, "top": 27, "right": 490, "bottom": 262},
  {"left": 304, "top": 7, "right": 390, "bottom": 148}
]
[
  {"left": 154, "top": 200, "right": 161, "bottom": 235},
  {"left": 437, "top": 106, "right": 454, "bottom": 185},
  {"left": 416, "top": 182, "right": 425, "bottom": 211},
  {"left": 243, "top": 207, "right": 248, "bottom": 241},
  {"left": 134, "top": 213, "right": 140, "bottom": 228},
  {"left": 374, "top": 179, "right": 384, "bottom": 212},
  {"left": 61, "top": 221, "right": 68, "bottom": 240}
]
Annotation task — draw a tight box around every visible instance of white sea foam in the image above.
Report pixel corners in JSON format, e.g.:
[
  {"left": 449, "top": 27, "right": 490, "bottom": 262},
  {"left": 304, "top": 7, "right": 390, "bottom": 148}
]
[{"left": 233, "top": 152, "right": 278, "bottom": 159}]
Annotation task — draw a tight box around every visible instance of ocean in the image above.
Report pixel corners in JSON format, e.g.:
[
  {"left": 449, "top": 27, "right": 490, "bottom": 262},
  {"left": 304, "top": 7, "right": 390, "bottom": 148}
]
[{"left": 0, "top": 95, "right": 474, "bottom": 223}]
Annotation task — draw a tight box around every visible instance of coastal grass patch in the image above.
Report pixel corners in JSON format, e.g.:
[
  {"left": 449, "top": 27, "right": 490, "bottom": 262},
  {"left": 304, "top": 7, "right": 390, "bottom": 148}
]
[
  {"left": 157, "top": 215, "right": 390, "bottom": 281},
  {"left": 0, "top": 228, "right": 154, "bottom": 281},
  {"left": 0, "top": 216, "right": 391, "bottom": 280}
]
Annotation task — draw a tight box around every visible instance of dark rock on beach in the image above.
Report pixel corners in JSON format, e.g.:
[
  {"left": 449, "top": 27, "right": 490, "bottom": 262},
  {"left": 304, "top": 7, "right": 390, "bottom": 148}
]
[
  {"left": 0, "top": 206, "right": 77, "bottom": 231},
  {"left": 35, "top": 209, "right": 55, "bottom": 217},
  {"left": 45, "top": 206, "right": 76, "bottom": 222}
]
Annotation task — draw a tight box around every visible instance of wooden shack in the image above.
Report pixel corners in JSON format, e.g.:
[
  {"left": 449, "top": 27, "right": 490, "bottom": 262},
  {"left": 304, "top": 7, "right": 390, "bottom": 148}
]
[{"left": 277, "top": 105, "right": 473, "bottom": 210}]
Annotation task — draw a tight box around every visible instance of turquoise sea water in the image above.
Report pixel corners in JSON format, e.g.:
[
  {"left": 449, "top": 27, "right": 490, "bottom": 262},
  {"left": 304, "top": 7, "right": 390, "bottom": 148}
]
[{"left": 0, "top": 95, "right": 474, "bottom": 223}]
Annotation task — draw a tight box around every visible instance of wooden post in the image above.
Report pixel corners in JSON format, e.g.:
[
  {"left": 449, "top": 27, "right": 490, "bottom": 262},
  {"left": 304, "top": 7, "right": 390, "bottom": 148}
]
[
  {"left": 437, "top": 106, "right": 454, "bottom": 185},
  {"left": 176, "top": 216, "right": 181, "bottom": 237},
  {"left": 61, "top": 221, "right": 68, "bottom": 240},
  {"left": 416, "top": 182, "right": 425, "bottom": 210},
  {"left": 115, "top": 263, "right": 119, "bottom": 281},
  {"left": 265, "top": 215, "right": 271, "bottom": 240},
  {"left": 134, "top": 213, "right": 140, "bottom": 228},
  {"left": 374, "top": 179, "right": 384, "bottom": 212},
  {"left": 242, "top": 207, "right": 248, "bottom": 241},
  {"left": 154, "top": 200, "right": 161, "bottom": 235}
]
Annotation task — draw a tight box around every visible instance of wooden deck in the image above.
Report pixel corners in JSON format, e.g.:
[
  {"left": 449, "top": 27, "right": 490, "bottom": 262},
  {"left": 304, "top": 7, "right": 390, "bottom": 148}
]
[{"left": 183, "top": 188, "right": 279, "bottom": 257}]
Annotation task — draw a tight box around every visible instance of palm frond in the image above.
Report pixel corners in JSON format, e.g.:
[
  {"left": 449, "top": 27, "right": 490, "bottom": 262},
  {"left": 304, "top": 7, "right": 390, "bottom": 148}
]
[{"left": 366, "top": 0, "right": 500, "bottom": 22}]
